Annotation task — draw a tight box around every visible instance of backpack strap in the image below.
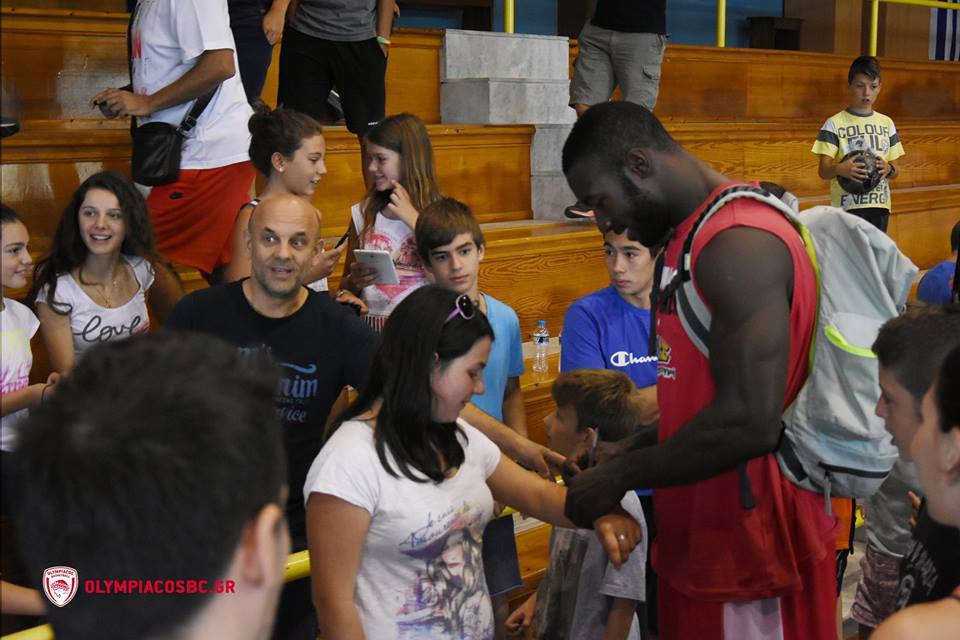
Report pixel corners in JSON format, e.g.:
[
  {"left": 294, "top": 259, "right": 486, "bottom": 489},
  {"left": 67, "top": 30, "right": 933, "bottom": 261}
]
[{"left": 670, "top": 185, "right": 807, "bottom": 358}]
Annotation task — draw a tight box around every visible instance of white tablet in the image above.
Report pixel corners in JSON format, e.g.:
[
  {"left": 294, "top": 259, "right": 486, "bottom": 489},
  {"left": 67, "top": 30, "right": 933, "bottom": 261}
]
[{"left": 353, "top": 249, "right": 400, "bottom": 285}]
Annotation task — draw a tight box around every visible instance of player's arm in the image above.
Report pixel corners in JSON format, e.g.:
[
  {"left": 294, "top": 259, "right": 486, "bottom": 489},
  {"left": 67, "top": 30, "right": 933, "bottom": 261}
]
[{"left": 564, "top": 227, "right": 795, "bottom": 526}]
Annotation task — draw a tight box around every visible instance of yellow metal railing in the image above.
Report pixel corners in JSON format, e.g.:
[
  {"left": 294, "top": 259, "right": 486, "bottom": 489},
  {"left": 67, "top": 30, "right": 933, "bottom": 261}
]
[
  {"left": 505, "top": 0, "right": 514, "bottom": 33},
  {"left": 869, "top": 0, "right": 959, "bottom": 55},
  {"left": 1, "top": 551, "right": 313, "bottom": 640},
  {"left": 717, "top": 0, "right": 727, "bottom": 47}
]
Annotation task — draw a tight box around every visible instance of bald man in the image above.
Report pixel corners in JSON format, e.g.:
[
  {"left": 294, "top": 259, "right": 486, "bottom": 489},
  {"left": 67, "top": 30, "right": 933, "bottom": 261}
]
[{"left": 165, "top": 195, "right": 378, "bottom": 640}]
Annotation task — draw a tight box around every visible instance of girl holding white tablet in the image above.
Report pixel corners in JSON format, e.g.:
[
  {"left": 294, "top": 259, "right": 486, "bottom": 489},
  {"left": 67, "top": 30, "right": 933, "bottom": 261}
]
[{"left": 339, "top": 113, "right": 443, "bottom": 332}]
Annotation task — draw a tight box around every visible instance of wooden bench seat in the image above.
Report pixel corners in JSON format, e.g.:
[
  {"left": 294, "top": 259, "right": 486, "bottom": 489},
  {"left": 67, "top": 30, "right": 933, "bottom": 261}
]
[
  {"left": 664, "top": 118, "right": 960, "bottom": 198},
  {"left": 1, "top": 122, "right": 535, "bottom": 255},
  {"left": 571, "top": 42, "right": 960, "bottom": 123}
]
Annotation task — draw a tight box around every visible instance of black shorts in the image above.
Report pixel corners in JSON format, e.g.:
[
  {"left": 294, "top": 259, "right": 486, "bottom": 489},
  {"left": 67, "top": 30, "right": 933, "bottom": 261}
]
[
  {"left": 848, "top": 207, "right": 890, "bottom": 233},
  {"left": 278, "top": 28, "right": 387, "bottom": 135}
]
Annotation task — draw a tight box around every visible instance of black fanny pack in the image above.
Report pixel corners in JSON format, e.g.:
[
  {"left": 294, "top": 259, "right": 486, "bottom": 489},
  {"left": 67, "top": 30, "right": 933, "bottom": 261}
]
[{"left": 131, "top": 89, "right": 216, "bottom": 186}]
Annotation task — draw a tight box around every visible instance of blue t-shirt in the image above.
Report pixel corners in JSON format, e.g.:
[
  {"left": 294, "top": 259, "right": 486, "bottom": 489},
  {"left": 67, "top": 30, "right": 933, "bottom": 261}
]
[
  {"left": 917, "top": 260, "right": 955, "bottom": 305},
  {"left": 561, "top": 285, "right": 657, "bottom": 389},
  {"left": 471, "top": 294, "right": 524, "bottom": 422}
]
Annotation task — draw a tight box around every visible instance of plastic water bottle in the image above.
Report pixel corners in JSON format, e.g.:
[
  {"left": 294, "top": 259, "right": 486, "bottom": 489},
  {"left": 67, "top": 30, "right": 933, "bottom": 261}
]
[{"left": 533, "top": 320, "right": 549, "bottom": 374}]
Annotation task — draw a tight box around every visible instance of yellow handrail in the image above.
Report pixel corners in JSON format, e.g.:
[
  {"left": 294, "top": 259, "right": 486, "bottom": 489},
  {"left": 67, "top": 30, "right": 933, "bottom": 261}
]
[
  {"left": 505, "top": 0, "right": 514, "bottom": 33},
  {"left": 1, "top": 551, "right": 314, "bottom": 640},
  {"left": 870, "top": 0, "right": 960, "bottom": 55},
  {"left": 717, "top": 0, "right": 727, "bottom": 47}
]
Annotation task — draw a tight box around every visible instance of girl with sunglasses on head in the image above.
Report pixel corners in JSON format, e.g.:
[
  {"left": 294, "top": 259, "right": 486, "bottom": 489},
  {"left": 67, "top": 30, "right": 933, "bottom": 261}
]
[
  {"left": 338, "top": 113, "right": 443, "bottom": 331},
  {"left": 304, "top": 285, "right": 642, "bottom": 640},
  {"left": 27, "top": 171, "right": 182, "bottom": 375}
]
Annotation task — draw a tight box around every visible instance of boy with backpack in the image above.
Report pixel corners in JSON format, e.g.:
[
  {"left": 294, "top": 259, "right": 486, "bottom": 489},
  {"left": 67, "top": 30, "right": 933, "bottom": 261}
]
[
  {"left": 415, "top": 197, "right": 527, "bottom": 638},
  {"left": 812, "top": 55, "right": 905, "bottom": 232},
  {"left": 507, "top": 369, "right": 648, "bottom": 640}
]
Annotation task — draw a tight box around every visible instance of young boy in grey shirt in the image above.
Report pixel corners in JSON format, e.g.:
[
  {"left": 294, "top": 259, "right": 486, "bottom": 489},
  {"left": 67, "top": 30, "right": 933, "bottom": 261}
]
[{"left": 507, "top": 369, "right": 648, "bottom": 639}]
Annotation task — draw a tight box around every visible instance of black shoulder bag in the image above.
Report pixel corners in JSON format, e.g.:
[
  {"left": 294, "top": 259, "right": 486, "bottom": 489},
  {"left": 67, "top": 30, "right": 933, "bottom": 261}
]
[{"left": 130, "top": 91, "right": 217, "bottom": 186}]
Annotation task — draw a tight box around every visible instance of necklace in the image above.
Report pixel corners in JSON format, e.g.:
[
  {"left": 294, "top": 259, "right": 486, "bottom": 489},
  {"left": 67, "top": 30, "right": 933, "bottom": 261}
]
[{"left": 80, "top": 265, "right": 121, "bottom": 308}]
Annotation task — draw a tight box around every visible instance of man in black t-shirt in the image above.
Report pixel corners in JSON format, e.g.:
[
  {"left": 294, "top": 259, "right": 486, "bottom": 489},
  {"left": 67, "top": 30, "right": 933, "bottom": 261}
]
[
  {"left": 165, "top": 194, "right": 377, "bottom": 640},
  {"left": 569, "top": 0, "right": 667, "bottom": 117}
]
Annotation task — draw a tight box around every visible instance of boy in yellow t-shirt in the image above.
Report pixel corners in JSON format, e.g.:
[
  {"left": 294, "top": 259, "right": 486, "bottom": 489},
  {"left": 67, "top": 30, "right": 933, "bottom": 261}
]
[{"left": 812, "top": 55, "right": 905, "bottom": 232}]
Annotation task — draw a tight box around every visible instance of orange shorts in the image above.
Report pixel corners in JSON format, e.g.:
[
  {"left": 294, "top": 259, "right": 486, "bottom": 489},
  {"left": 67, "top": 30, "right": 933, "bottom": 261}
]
[{"left": 147, "top": 161, "right": 255, "bottom": 274}]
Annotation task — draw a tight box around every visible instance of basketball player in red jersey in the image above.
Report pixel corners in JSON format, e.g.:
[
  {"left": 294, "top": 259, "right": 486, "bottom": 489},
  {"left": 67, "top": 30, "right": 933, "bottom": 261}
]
[{"left": 560, "top": 102, "right": 837, "bottom": 640}]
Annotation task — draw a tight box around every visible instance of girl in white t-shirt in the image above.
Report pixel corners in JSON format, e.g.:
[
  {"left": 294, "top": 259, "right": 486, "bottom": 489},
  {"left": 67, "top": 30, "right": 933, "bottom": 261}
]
[
  {"left": 1, "top": 205, "right": 59, "bottom": 452},
  {"left": 226, "top": 105, "right": 364, "bottom": 312},
  {"left": 28, "top": 171, "right": 180, "bottom": 374},
  {"left": 304, "top": 286, "right": 642, "bottom": 640},
  {"left": 339, "top": 113, "right": 443, "bottom": 332}
]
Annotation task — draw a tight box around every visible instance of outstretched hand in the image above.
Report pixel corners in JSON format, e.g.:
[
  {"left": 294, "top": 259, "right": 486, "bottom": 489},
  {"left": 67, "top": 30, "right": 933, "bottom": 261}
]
[{"left": 511, "top": 436, "right": 565, "bottom": 479}]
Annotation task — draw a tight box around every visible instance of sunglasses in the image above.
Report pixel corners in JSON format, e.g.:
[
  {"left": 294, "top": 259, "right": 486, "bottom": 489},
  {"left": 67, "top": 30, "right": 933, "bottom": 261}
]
[{"left": 445, "top": 294, "right": 477, "bottom": 324}]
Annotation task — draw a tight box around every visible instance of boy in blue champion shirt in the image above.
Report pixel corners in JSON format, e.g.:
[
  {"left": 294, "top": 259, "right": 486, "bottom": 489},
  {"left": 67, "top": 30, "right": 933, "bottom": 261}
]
[
  {"left": 560, "top": 227, "right": 659, "bottom": 634},
  {"left": 561, "top": 228, "right": 658, "bottom": 423},
  {"left": 507, "top": 369, "right": 648, "bottom": 640},
  {"left": 415, "top": 196, "right": 527, "bottom": 639}
]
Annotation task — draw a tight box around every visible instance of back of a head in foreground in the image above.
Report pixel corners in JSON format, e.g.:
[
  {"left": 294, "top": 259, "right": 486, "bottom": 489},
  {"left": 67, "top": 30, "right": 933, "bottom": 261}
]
[
  {"left": 552, "top": 369, "right": 641, "bottom": 444},
  {"left": 873, "top": 304, "right": 960, "bottom": 409},
  {"left": 13, "top": 332, "right": 286, "bottom": 640}
]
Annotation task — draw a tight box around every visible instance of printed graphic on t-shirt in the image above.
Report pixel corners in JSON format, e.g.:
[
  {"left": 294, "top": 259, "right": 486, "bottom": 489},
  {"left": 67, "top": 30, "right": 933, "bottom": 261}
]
[
  {"left": 238, "top": 346, "right": 320, "bottom": 426},
  {"left": 1, "top": 327, "right": 32, "bottom": 395},
  {"left": 396, "top": 501, "right": 493, "bottom": 639},
  {"left": 656, "top": 335, "right": 675, "bottom": 380},
  {"left": 896, "top": 538, "right": 937, "bottom": 609},
  {"left": 72, "top": 313, "right": 147, "bottom": 347},
  {"left": 811, "top": 111, "right": 905, "bottom": 212}
]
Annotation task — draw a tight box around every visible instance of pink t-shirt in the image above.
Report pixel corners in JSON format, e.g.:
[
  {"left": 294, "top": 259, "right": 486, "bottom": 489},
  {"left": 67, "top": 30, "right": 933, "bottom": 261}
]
[{"left": 1, "top": 298, "right": 39, "bottom": 451}]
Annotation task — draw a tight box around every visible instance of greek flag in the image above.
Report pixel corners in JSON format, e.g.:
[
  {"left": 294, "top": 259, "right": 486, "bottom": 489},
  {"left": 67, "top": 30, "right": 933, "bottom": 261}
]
[{"left": 930, "top": 0, "right": 960, "bottom": 61}]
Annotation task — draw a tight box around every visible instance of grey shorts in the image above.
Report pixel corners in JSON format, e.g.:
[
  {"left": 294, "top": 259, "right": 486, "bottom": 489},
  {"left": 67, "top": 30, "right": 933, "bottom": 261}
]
[
  {"left": 569, "top": 22, "right": 666, "bottom": 110},
  {"left": 851, "top": 542, "right": 903, "bottom": 629}
]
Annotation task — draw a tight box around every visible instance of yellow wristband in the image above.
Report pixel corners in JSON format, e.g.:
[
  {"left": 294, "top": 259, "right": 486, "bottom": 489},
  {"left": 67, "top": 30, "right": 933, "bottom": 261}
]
[{"left": 376, "top": 35, "right": 391, "bottom": 46}]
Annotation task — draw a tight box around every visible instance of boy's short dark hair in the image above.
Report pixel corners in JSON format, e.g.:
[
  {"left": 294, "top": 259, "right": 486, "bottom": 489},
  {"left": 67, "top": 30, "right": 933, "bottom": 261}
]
[
  {"left": 562, "top": 101, "right": 680, "bottom": 176},
  {"left": 415, "top": 197, "right": 485, "bottom": 265},
  {"left": 13, "top": 332, "right": 286, "bottom": 640},
  {"left": 848, "top": 55, "right": 882, "bottom": 83},
  {"left": 873, "top": 304, "right": 960, "bottom": 414},
  {"left": 551, "top": 369, "right": 640, "bottom": 443}
]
